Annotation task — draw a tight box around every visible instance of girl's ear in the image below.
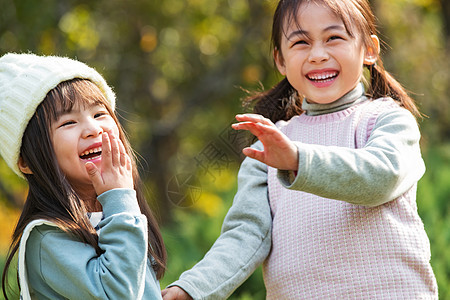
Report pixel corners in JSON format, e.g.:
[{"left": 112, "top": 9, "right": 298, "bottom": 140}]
[
  {"left": 364, "top": 35, "right": 380, "bottom": 65},
  {"left": 274, "top": 48, "right": 287, "bottom": 76},
  {"left": 18, "top": 157, "right": 33, "bottom": 174}
]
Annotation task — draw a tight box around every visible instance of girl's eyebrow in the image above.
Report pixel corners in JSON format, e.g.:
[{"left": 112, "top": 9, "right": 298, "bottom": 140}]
[
  {"left": 287, "top": 24, "right": 346, "bottom": 40},
  {"left": 58, "top": 108, "right": 80, "bottom": 116},
  {"left": 287, "top": 29, "right": 308, "bottom": 40}
]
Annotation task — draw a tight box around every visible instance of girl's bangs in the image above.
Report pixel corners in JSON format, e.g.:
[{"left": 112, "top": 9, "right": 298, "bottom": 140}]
[
  {"left": 280, "top": 0, "right": 368, "bottom": 42},
  {"left": 46, "top": 79, "right": 111, "bottom": 122}
]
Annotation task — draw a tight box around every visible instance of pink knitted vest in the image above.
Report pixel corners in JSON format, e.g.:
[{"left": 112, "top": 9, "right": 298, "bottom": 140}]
[{"left": 264, "top": 99, "right": 438, "bottom": 299}]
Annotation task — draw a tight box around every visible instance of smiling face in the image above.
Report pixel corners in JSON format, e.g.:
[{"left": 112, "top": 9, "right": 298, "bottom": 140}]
[
  {"left": 274, "top": 1, "right": 375, "bottom": 104},
  {"left": 45, "top": 80, "right": 120, "bottom": 198},
  {"left": 51, "top": 101, "right": 119, "bottom": 195}
]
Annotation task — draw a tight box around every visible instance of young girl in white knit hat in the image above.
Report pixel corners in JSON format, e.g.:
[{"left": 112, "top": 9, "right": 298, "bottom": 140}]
[
  {"left": 163, "top": 0, "right": 438, "bottom": 299},
  {"left": 0, "top": 53, "right": 166, "bottom": 299}
]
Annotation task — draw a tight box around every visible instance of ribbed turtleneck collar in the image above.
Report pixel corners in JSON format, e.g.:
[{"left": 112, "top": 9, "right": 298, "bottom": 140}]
[{"left": 301, "top": 83, "right": 367, "bottom": 116}]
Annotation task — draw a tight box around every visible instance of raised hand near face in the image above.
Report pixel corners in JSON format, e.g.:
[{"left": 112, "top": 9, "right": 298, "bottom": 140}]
[{"left": 85, "top": 131, "right": 134, "bottom": 195}]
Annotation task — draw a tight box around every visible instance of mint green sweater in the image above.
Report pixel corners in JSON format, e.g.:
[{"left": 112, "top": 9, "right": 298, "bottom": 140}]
[{"left": 21, "top": 189, "right": 162, "bottom": 299}]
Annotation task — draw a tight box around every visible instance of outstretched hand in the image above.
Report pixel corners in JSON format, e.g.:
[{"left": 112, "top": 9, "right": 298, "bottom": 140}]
[
  {"left": 232, "top": 114, "right": 298, "bottom": 170},
  {"left": 161, "top": 286, "right": 193, "bottom": 300},
  {"left": 85, "top": 131, "right": 134, "bottom": 195}
]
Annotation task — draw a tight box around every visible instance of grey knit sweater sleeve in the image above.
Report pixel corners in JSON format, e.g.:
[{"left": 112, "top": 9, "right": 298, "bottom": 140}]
[
  {"left": 168, "top": 141, "right": 271, "bottom": 300},
  {"left": 278, "top": 108, "right": 425, "bottom": 206}
]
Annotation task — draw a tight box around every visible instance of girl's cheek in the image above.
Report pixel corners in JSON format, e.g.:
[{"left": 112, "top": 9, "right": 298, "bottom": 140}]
[
  {"left": 103, "top": 118, "right": 118, "bottom": 133},
  {"left": 110, "top": 123, "right": 120, "bottom": 137}
]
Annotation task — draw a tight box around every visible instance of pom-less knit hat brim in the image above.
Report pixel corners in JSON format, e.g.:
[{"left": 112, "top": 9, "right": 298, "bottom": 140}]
[{"left": 0, "top": 53, "right": 116, "bottom": 177}]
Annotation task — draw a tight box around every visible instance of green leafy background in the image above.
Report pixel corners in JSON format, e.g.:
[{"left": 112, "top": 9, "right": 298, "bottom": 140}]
[{"left": 0, "top": 0, "right": 448, "bottom": 299}]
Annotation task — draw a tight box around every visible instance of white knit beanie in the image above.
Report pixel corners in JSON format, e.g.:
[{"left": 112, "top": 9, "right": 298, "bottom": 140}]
[{"left": 0, "top": 53, "right": 116, "bottom": 177}]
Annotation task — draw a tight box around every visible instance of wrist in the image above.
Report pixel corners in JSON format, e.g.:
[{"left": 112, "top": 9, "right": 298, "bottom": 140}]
[
  {"left": 288, "top": 143, "right": 299, "bottom": 170},
  {"left": 97, "top": 188, "right": 140, "bottom": 216}
]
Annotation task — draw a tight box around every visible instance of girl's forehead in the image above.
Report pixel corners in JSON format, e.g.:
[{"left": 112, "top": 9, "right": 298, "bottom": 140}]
[
  {"left": 54, "top": 97, "right": 106, "bottom": 118},
  {"left": 68, "top": 100, "right": 104, "bottom": 111},
  {"left": 282, "top": 1, "right": 359, "bottom": 38},
  {"left": 287, "top": 4, "right": 341, "bottom": 29}
]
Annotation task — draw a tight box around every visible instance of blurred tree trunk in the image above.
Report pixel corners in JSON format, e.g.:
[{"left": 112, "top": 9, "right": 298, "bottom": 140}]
[
  {"left": 440, "top": 0, "right": 450, "bottom": 46},
  {"left": 439, "top": 0, "right": 450, "bottom": 139}
]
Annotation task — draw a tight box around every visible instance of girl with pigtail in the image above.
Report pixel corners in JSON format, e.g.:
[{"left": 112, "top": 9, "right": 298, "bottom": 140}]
[{"left": 163, "top": 0, "right": 438, "bottom": 299}]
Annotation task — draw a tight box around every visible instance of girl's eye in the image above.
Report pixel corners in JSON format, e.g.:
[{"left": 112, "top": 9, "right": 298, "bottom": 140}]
[
  {"left": 328, "top": 35, "right": 343, "bottom": 42},
  {"left": 58, "top": 120, "right": 76, "bottom": 128},
  {"left": 292, "top": 40, "right": 308, "bottom": 47},
  {"left": 94, "top": 111, "right": 108, "bottom": 118}
]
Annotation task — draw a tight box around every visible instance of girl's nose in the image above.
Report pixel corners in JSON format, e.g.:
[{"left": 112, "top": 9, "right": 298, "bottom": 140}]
[
  {"left": 308, "top": 44, "right": 329, "bottom": 63},
  {"left": 82, "top": 120, "right": 103, "bottom": 138}
]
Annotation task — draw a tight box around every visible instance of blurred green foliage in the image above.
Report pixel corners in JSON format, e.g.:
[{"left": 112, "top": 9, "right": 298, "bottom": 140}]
[
  {"left": 417, "top": 145, "right": 450, "bottom": 298},
  {"left": 0, "top": 0, "right": 448, "bottom": 299}
]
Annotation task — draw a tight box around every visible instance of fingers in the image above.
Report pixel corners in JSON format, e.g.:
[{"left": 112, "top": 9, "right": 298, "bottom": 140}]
[
  {"left": 109, "top": 131, "right": 120, "bottom": 166},
  {"left": 90, "top": 131, "right": 134, "bottom": 195},
  {"left": 233, "top": 114, "right": 275, "bottom": 132},
  {"left": 118, "top": 138, "right": 127, "bottom": 166},
  {"left": 242, "top": 147, "right": 264, "bottom": 161},
  {"left": 102, "top": 131, "right": 127, "bottom": 167},
  {"left": 161, "top": 287, "right": 193, "bottom": 300},
  {"left": 232, "top": 121, "right": 267, "bottom": 132},
  {"left": 232, "top": 121, "right": 280, "bottom": 140},
  {"left": 85, "top": 162, "right": 103, "bottom": 186},
  {"left": 232, "top": 113, "right": 299, "bottom": 169},
  {"left": 235, "top": 113, "right": 274, "bottom": 125},
  {"left": 101, "top": 132, "right": 112, "bottom": 165}
]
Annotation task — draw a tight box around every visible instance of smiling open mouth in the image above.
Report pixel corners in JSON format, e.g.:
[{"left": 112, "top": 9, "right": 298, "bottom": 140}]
[
  {"left": 307, "top": 71, "right": 338, "bottom": 82},
  {"left": 80, "top": 147, "right": 102, "bottom": 160}
]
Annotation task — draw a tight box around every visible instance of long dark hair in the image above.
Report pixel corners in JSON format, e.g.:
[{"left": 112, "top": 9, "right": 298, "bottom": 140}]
[
  {"left": 2, "top": 79, "right": 166, "bottom": 299},
  {"left": 244, "top": 0, "right": 421, "bottom": 122}
]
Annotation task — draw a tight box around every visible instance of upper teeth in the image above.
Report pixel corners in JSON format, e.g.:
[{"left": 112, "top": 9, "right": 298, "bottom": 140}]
[
  {"left": 81, "top": 147, "right": 102, "bottom": 157},
  {"left": 308, "top": 72, "right": 337, "bottom": 80}
]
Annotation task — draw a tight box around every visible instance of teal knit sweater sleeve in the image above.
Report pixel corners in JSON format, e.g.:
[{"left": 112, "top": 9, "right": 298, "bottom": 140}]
[{"left": 25, "top": 188, "right": 162, "bottom": 300}]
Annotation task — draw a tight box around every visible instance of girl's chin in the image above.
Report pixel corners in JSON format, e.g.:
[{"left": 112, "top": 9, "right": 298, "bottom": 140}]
[
  {"left": 303, "top": 88, "right": 344, "bottom": 104},
  {"left": 305, "top": 97, "right": 339, "bottom": 104}
]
